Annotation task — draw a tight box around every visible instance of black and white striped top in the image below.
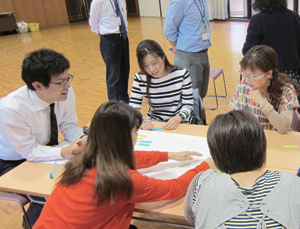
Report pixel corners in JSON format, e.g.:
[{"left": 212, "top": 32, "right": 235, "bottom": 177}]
[
  {"left": 225, "top": 170, "right": 283, "bottom": 228},
  {"left": 129, "top": 68, "right": 194, "bottom": 123}
]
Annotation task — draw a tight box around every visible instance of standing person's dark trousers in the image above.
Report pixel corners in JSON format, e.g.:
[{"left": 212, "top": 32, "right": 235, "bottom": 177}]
[{"left": 100, "top": 34, "right": 130, "bottom": 103}]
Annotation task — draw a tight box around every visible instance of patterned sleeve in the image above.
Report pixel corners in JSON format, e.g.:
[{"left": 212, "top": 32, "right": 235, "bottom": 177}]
[
  {"left": 180, "top": 69, "right": 194, "bottom": 120},
  {"left": 279, "top": 84, "right": 299, "bottom": 112},
  {"left": 184, "top": 172, "right": 205, "bottom": 225},
  {"left": 228, "top": 81, "right": 242, "bottom": 110},
  {"left": 129, "top": 73, "right": 146, "bottom": 110}
]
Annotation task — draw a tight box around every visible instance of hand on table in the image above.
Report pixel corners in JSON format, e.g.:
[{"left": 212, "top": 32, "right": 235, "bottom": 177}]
[
  {"left": 141, "top": 120, "right": 154, "bottom": 130},
  {"left": 163, "top": 115, "right": 182, "bottom": 130},
  {"left": 248, "top": 90, "right": 265, "bottom": 106},
  {"left": 168, "top": 151, "right": 203, "bottom": 161}
]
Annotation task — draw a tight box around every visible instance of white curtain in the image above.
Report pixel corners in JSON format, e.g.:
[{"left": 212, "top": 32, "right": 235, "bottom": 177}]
[{"left": 206, "top": 0, "right": 228, "bottom": 20}]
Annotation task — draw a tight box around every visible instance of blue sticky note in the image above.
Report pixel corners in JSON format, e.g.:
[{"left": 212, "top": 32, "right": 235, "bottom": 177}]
[
  {"left": 152, "top": 126, "right": 163, "bottom": 131},
  {"left": 50, "top": 162, "right": 59, "bottom": 179}
]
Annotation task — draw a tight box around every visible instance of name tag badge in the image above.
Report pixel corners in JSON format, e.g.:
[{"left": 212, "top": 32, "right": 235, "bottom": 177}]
[
  {"left": 201, "top": 28, "right": 209, "bottom": 40},
  {"left": 113, "top": 17, "right": 121, "bottom": 25}
]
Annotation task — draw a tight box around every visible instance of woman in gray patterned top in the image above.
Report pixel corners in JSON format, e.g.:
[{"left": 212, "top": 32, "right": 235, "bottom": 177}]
[{"left": 184, "top": 110, "right": 300, "bottom": 228}]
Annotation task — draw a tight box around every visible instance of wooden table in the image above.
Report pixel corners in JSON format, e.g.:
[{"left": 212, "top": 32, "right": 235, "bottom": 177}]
[{"left": 0, "top": 122, "right": 299, "bottom": 225}]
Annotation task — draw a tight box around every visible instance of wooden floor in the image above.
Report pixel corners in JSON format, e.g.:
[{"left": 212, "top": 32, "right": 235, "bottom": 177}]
[{"left": 0, "top": 17, "right": 249, "bottom": 228}]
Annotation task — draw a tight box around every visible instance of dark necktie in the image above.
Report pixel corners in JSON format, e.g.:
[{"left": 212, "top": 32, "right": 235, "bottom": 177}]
[
  {"left": 47, "top": 103, "right": 58, "bottom": 146},
  {"left": 114, "top": 0, "right": 127, "bottom": 39}
]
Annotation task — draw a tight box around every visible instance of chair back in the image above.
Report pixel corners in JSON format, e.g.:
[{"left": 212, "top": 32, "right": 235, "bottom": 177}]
[
  {"left": 0, "top": 191, "right": 30, "bottom": 208},
  {"left": 291, "top": 110, "right": 300, "bottom": 132}
]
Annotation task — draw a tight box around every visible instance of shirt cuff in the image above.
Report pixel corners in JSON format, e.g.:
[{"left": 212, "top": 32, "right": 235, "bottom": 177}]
[
  {"left": 195, "top": 161, "right": 210, "bottom": 173},
  {"left": 159, "top": 151, "right": 169, "bottom": 162},
  {"left": 48, "top": 147, "right": 64, "bottom": 160}
]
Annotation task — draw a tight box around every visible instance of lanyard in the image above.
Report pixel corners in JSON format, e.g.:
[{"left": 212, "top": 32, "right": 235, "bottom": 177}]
[
  {"left": 109, "top": 0, "right": 117, "bottom": 15},
  {"left": 193, "top": 0, "right": 206, "bottom": 23}
]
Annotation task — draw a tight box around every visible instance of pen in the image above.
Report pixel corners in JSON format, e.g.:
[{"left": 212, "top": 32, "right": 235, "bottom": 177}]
[{"left": 77, "top": 141, "right": 86, "bottom": 147}]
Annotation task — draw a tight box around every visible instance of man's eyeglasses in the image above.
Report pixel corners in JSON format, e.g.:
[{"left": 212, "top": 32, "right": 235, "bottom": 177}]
[
  {"left": 49, "top": 74, "right": 74, "bottom": 87},
  {"left": 239, "top": 70, "right": 266, "bottom": 82}
]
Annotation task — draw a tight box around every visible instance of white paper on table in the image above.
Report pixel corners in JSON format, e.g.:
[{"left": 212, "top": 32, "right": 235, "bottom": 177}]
[
  {"left": 41, "top": 130, "right": 211, "bottom": 177},
  {"left": 135, "top": 130, "right": 211, "bottom": 180}
]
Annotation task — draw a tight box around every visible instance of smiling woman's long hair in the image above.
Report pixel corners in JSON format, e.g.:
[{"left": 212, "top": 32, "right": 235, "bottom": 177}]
[{"left": 59, "top": 101, "right": 143, "bottom": 205}]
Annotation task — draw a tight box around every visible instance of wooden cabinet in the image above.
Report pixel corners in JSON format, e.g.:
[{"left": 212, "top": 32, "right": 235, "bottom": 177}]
[
  {"left": 127, "top": 0, "right": 139, "bottom": 16},
  {"left": 65, "top": 0, "right": 92, "bottom": 23},
  {"left": 0, "top": 0, "right": 69, "bottom": 28}
]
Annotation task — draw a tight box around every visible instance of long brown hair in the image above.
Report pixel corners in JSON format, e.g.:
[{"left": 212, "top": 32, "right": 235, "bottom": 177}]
[
  {"left": 59, "top": 101, "right": 143, "bottom": 205},
  {"left": 240, "top": 45, "right": 300, "bottom": 111},
  {"left": 136, "top": 39, "right": 176, "bottom": 104}
]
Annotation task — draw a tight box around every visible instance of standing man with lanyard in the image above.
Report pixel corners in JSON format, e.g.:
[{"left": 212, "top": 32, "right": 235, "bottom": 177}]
[
  {"left": 89, "top": 0, "right": 130, "bottom": 103},
  {"left": 164, "top": 0, "right": 212, "bottom": 122}
]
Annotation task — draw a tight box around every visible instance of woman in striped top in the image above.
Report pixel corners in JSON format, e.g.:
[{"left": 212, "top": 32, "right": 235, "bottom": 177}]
[
  {"left": 129, "top": 39, "right": 194, "bottom": 130},
  {"left": 229, "top": 45, "right": 300, "bottom": 134},
  {"left": 184, "top": 110, "right": 300, "bottom": 228}
]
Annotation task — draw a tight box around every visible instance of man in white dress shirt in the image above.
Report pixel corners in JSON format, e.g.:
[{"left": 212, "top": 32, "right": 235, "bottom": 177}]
[
  {"left": 89, "top": 0, "right": 130, "bottom": 103},
  {"left": 0, "top": 48, "right": 86, "bottom": 227}
]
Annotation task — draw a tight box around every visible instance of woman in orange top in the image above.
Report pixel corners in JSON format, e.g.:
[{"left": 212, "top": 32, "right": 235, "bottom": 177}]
[{"left": 33, "top": 101, "right": 212, "bottom": 229}]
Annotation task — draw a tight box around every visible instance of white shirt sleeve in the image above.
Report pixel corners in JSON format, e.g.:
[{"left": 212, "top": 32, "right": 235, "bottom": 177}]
[
  {"left": 89, "top": 0, "right": 103, "bottom": 34},
  {"left": 0, "top": 107, "right": 63, "bottom": 161}
]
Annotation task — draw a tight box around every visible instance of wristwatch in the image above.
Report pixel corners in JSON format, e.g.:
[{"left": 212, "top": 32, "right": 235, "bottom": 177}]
[{"left": 178, "top": 113, "right": 185, "bottom": 122}]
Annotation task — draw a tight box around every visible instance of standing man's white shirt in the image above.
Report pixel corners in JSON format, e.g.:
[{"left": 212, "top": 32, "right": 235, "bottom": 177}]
[
  {"left": 0, "top": 86, "right": 83, "bottom": 161},
  {"left": 89, "top": 0, "right": 128, "bottom": 35}
]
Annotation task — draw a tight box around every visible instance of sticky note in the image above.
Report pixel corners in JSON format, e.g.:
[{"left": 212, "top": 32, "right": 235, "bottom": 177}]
[
  {"left": 50, "top": 162, "right": 59, "bottom": 179},
  {"left": 284, "top": 145, "right": 298, "bottom": 149},
  {"left": 152, "top": 126, "right": 163, "bottom": 131}
]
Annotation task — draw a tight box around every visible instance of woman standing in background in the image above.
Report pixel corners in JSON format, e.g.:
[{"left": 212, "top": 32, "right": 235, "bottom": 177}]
[{"left": 243, "top": 0, "right": 300, "bottom": 87}]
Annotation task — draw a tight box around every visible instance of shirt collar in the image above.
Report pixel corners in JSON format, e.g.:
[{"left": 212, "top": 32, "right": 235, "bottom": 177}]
[{"left": 28, "top": 88, "right": 52, "bottom": 111}]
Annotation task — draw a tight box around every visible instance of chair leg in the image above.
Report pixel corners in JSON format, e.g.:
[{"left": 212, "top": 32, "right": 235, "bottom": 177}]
[
  {"left": 205, "top": 70, "right": 227, "bottom": 110},
  {"left": 22, "top": 207, "right": 32, "bottom": 229},
  {"left": 222, "top": 72, "right": 227, "bottom": 97},
  {"left": 206, "top": 80, "right": 218, "bottom": 110}
]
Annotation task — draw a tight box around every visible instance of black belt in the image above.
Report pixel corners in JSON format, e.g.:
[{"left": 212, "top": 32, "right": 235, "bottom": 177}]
[
  {"left": 198, "top": 49, "right": 208, "bottom": 53},
  {"left": 101, "top": 33, "right": 122, "bottom": 37}
]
